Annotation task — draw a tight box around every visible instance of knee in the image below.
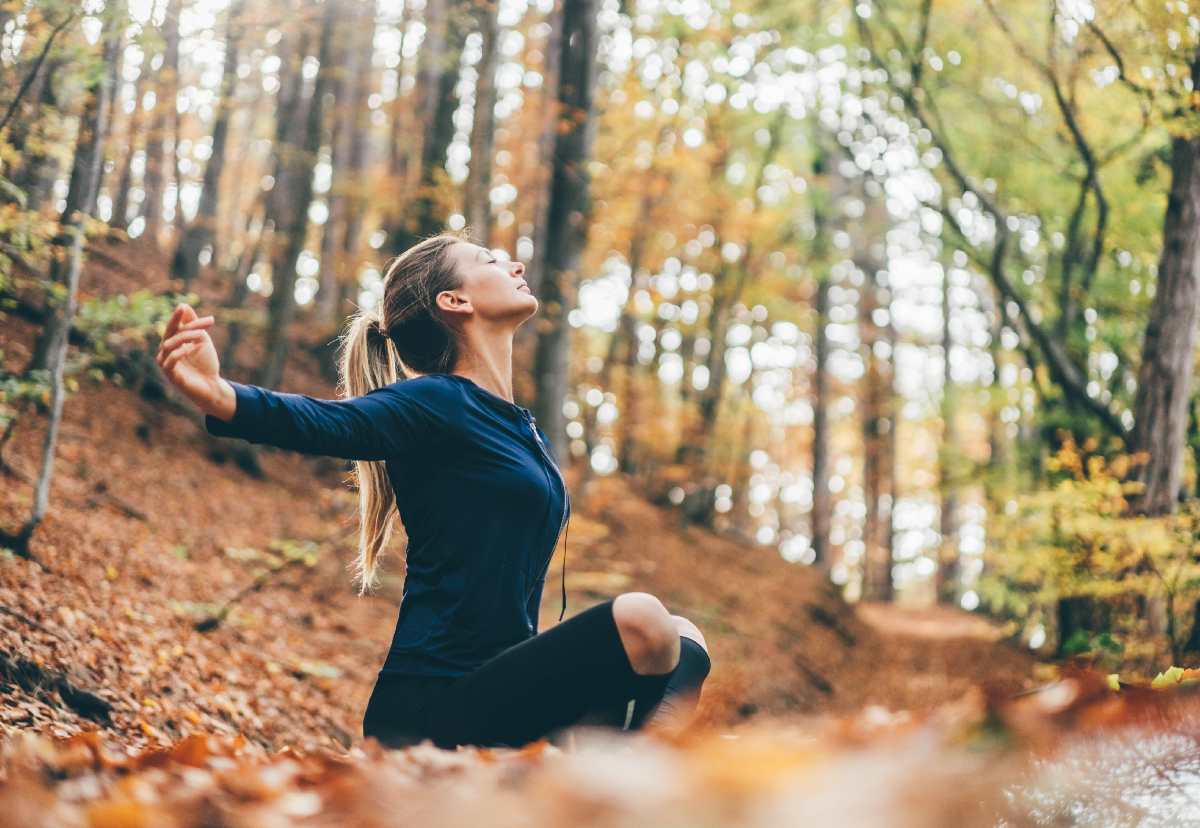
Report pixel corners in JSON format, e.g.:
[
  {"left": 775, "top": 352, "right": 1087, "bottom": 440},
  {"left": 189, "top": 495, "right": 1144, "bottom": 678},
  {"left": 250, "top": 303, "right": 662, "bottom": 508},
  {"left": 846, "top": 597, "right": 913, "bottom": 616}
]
[
  {"left": 671, "top": 615, "right": 708, "bottom": 655},
  {"left": 613, "top": 592, "right": 680, "bottom": 675}
]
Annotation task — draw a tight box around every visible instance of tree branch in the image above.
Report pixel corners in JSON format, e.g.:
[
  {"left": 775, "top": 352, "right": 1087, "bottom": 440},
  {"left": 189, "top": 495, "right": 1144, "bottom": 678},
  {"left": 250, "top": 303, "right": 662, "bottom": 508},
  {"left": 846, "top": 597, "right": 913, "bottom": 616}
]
[
  {"left": 855, "top": 7, "right": 1128, "bottom": 438},
  {"left": 0, "top": 13, "right": 76, "bottom": 136}
]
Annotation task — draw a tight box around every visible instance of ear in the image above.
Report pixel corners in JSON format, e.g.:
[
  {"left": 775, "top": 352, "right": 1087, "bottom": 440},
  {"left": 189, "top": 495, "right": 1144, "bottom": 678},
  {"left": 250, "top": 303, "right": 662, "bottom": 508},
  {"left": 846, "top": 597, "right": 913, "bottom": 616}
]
[{"left": 435, "top": 289, "right": 473, "bottom": 318}]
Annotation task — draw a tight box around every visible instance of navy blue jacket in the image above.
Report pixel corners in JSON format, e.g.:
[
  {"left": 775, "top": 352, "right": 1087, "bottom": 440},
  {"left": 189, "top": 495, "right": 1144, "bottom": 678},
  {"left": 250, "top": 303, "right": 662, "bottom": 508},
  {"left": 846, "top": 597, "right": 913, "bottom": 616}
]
[{"left": 206, "top": 374, "right": 569, "bottom": 679}]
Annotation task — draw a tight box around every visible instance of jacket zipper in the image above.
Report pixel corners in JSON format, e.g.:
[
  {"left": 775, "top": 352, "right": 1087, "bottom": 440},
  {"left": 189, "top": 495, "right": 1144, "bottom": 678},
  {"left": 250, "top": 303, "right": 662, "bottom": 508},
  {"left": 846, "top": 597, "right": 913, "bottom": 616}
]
[{"left": 528, "top": 419, "right": 568, "bottom": 598}]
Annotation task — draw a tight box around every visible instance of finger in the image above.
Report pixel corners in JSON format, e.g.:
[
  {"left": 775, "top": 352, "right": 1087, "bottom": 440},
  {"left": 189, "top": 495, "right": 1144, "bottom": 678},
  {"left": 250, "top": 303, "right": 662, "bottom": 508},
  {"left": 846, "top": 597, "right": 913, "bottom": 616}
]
[
  {"left": 162, "top": 342, "right": 199, "bottom": 376},
  {"left": 179, "top": 316, "right": 215, "bottom": 332},
  {"left": 159, "top": 330, "right": 204, "bottom": 362},
  {"left": 162, "top": 304, "right": 187, "bottom": 341},
  {"left": 161, "top": 329, "right": 209, "bottom": 352}
]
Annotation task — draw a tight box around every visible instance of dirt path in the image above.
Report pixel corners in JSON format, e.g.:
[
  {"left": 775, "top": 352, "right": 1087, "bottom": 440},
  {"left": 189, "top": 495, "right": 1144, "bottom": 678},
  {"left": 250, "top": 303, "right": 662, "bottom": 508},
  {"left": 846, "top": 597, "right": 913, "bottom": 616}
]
[{"left": 855, "top": 602, "right": 1042, "bottom": 706}]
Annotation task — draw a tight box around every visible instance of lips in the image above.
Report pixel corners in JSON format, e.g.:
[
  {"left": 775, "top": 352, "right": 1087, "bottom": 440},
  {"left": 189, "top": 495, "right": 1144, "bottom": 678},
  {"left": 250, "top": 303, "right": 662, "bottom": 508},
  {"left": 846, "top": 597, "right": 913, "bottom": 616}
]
[{"left": 517, "top": 281, "right": 530, "bottom": 292}]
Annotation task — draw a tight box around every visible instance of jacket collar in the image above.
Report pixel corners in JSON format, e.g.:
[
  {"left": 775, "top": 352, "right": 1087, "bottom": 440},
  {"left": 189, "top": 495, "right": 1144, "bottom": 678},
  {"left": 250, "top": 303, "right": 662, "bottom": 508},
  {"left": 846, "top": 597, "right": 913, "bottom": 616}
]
[{"left": 435, "top": 373, "right": 533, "bottom": 421}]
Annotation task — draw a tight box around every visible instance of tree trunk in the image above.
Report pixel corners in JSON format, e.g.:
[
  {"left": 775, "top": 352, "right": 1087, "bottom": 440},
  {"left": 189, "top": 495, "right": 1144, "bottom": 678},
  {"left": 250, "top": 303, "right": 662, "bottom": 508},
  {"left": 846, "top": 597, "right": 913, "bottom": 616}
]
[
  {"left": 859, "top": 252, "right": 893, "bottom": 602},
  {"left": 675, "top": 123, "right": 780, "bottom": 474},
  {"left": 1127, "top": 135, "right": 1200, "bottom": 516},
  {"left": 171, "top": 0, "right": 245, "bottom": 290},
  {"left": 530, "top": 0, "right": 600, "bottom": 464},
  {"left": 463, "top": 0, "right": 501, "bottom": 244},
  {"left": 6, "top": 30, "right": 119, "bottom": 553},
  {"left": 13, "top": 59, "right": 65, "bottom": 214},
  {"left": 811, "top": 274, "right": 832, "bottom": 576},
  {"left": 139, "top": 0, "right": 183, "bottom": 246},
  {"left": 258, "top": 10, "right": 337, "bottom": 390},
  {"left": 387, "top": 0, "right": 470, "bottom": 253},
  {"left": 110, "top": 68, "right": 150, "bottom": 233},
  {"left": 220, "top": 206, "right": 268, "bottom": 371},
  {"left": 937, "top": 264, "right": 959, "bottom": 603},
  {"left": 3, "top": 42, "right": 56, "bottom": 202},
  {"left": 316, "top": 0, "right": 365, "bottom": 321},
  {"left": 332, "top": 6, "right": 374, "bottom": 322},
  {"left": 881, "top": 319, "right": 898, "bottom": 601},
  {"left": 512, "top": 0, "right": 564, "bottom": 395}
]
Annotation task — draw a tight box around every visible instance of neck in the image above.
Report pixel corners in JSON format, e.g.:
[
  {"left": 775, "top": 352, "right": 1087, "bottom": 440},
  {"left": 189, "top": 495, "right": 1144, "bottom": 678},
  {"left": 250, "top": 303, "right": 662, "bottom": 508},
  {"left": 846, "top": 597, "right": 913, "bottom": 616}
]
[{"left": 452, "top": 322, "right": 516, "bottom": 402}]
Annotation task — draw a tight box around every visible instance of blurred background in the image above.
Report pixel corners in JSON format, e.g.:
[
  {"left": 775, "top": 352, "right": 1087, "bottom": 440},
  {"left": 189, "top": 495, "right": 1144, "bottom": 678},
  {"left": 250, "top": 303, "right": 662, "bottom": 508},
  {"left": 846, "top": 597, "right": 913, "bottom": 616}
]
[{"left": 3, "top": 0, "right": 1200, "bottom": 749}]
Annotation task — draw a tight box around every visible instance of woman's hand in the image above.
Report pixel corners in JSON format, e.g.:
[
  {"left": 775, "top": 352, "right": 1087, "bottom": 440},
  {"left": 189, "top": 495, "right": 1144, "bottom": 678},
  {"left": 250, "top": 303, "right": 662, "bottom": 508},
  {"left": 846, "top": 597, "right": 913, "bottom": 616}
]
[{"left": 156, "top": 303, "right": 237, "bottom": 421}]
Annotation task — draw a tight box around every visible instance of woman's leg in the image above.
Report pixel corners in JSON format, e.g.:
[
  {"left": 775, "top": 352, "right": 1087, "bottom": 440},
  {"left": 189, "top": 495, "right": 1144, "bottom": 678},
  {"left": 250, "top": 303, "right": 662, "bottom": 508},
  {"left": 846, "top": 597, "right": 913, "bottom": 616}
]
[
  {"left": 419, "top": 594, "right": 682, "bottom": 748},
  {"left": 642, "top": 636, "right": 711, "bottom": 732}
]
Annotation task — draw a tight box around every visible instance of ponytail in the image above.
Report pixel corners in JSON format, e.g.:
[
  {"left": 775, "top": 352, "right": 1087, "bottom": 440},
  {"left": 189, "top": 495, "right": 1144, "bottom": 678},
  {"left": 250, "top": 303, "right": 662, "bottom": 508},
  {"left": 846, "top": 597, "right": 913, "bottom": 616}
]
[
  {"left": 341, "top": 230, "right": 471, "bottom": 592},
  {"left": 341, "top": 311, "right": 400, "bottom": 592}
]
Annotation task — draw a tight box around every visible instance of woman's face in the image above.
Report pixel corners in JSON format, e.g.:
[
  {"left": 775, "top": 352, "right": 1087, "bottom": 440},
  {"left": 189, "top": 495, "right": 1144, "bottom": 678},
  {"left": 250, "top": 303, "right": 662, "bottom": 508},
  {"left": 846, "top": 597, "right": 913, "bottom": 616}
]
[{"left": 441, "top": 243, "right": 537, "bottom": 326}]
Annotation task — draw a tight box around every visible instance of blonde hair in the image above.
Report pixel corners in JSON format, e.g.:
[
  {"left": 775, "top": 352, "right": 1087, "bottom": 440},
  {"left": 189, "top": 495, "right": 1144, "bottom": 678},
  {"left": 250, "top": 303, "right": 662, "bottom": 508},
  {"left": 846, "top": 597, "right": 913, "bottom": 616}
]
[{"left": 341, "top": 231, "right": 471, "bottom": 590}]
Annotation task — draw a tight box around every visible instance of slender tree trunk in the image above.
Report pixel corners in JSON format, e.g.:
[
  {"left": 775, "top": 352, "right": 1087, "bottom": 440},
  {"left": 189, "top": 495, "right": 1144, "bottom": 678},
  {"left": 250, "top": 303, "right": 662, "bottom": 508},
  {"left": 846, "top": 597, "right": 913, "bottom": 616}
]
[
  {"left": 332, "top": 8, "right": 375, "bottom": 322},
  {"left": 140, "top": 0, "right": 183, "bottom": 246},
  {"left": 7, "top": 31, "right": 119, "bottom": 553},
  {"left": 859, "top": 250, "right": 893, "bottom": 602},
  {"left": 530, "top": 0, "right": 601, "bottom": 464},
  {"left": 512, "top": 0, "right": 564, "bottom": 393},
  {"left": 675, "top": 125, "right": 778, "bottom": 474},
  {"left": 520, "top": 0, "right": 563, "bottom": 299},
  {"left": 221, "top": 205, "right": 268, "bottom": 371},
  {"left": 3, "top": 41, "right": 57, "bottom": 201},
  {"left": 171, "top": 0, "right": 245, "bottom": 290},
  {"left": 1128, "top": 135, "right": 1200, "bottom": 516},
  {"left": 881, "top": 320, "right": 897, "bottom": 601},
  {"left": 387, "top": 0, "right": 470, "bottom": 252},
  {"left": 259, "top": 8, "right": 338, "bottom": 389},
  {"left": 316, "top": 0, "right": 373, "bottom": 323},
  {"left": 14, "top": 59, "right": 65, "bottom": 214},
  {"left": 464, "top": 0, "right": 501, "bottom": 244},
  {"left": 110, "top": 68, "right": 149, "bottom": 232},
  {"left": 611, "top": 186, "right": 657, "bottom": 473},
  {"left": 811, "top": 274, "right": 832, "bottom": 576},
  {"left": 937, "top": 264, "right": 959, "bottom": 603}
]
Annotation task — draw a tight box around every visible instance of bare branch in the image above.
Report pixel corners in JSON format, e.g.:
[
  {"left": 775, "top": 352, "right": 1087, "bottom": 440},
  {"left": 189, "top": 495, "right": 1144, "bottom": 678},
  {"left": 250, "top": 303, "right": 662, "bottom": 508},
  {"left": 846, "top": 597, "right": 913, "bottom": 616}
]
[{"left": 0, "top": 13, "right": 76, "bottom": 136}]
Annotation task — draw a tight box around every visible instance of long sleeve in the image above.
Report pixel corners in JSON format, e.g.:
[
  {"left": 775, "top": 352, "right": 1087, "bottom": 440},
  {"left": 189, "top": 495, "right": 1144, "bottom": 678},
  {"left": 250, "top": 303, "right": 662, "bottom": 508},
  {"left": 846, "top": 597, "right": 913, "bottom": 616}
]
[{"left": 205, "top": 377, "right": 461, "bottom": 460}]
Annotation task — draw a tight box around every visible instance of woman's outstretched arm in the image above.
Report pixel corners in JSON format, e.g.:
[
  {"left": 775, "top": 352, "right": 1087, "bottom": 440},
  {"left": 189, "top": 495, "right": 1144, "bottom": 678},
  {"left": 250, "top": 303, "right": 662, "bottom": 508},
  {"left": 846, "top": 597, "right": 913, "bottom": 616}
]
[{"left": 156, "top": 303, "right": 453, "bottom": 460}]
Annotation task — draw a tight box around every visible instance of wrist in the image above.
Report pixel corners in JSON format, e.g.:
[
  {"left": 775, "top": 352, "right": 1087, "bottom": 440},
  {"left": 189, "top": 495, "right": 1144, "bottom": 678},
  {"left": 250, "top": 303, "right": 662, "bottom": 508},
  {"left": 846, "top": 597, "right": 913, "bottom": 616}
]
[{"left": 209, "top": 379, "right": 237, "bottom": 422}]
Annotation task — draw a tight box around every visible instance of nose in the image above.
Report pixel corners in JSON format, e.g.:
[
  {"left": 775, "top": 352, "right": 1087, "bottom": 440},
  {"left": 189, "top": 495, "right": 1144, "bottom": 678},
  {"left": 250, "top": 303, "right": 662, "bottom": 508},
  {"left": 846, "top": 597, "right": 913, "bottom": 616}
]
[{"left": 511, "top": 260, "right": 526, "bottom": 277}]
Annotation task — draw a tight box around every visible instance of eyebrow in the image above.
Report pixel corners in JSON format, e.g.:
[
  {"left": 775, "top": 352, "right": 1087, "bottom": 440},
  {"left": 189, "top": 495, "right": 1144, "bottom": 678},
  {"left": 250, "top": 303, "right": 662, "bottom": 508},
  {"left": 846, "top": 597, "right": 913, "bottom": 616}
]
[{"left": 475, "top": 249, "right": 486, "bottom": 261}]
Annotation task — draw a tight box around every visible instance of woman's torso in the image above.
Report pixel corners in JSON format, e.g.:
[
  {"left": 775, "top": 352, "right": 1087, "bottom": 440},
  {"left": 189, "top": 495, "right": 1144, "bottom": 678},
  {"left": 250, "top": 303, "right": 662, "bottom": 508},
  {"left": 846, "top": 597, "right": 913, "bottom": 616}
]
[{"left": 380, "top": 374, "right": 569, "bottom": 678}]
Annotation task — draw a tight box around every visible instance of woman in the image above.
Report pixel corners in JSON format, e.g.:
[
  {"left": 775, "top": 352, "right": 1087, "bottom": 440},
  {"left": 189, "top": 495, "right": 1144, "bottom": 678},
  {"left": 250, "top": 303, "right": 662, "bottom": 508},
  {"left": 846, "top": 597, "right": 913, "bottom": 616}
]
[{"left": 156, "top": 232, "right": 710, "bottom": 749}]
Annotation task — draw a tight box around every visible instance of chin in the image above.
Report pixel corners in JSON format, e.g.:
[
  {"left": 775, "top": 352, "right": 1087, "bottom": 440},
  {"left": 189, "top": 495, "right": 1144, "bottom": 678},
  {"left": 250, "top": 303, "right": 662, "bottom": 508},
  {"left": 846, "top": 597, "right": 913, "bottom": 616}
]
[{"left": 516, "top": 297, "right": 539, "bottom": 324}]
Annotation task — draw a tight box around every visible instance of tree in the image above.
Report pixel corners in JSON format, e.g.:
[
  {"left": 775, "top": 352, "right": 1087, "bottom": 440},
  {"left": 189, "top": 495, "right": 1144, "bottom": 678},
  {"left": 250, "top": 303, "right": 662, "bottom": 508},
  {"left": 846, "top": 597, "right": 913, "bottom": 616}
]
[
  {"left": 5, "top": 22, "right": 120, "bottom": 554},
  {"left": 171, "top": 0, "right": 247, "bottom": 292},
  {"left": 1127, "top": 132, "right": 1200, "bottom": 515},
  {"left": 316, "top": 0, "right": 370, "bottom": 322},
  {"left": 387, "top": 0, "right": 473, "bottom": 253},
  {"left": 858, "top": 215, "right": 895, "bottom": 602},
  {"left": 139, "top": 0, "right": 183, "bottom": 247},
  {"left": 259, "top": 6, "right": 339, "bottom": 390},
  {"left": 937, "top": 260, "right": 959, "bottom": 602},
  {"left": 810, "top": 271, "right": 832, "bottom": 575},
  {"left": 463, "top": 0, "right": 502, "bottom": 245},
  {"left": 531, "top": 0, "right": 602, "bottom": 463}
]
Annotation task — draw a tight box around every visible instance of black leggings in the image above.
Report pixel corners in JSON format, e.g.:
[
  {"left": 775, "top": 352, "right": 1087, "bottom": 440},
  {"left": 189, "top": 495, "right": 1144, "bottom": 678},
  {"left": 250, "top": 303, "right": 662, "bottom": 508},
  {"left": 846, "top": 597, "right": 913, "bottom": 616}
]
[{"left": 362, "top": 600, "right": 711, "bottom": 749}]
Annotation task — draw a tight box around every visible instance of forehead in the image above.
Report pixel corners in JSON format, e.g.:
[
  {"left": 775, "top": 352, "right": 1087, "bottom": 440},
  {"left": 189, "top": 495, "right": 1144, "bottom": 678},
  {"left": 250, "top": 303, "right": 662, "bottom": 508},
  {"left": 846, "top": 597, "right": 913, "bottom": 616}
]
[{"left": 453, "top": 242, "right": 490, "bottom": 262}]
